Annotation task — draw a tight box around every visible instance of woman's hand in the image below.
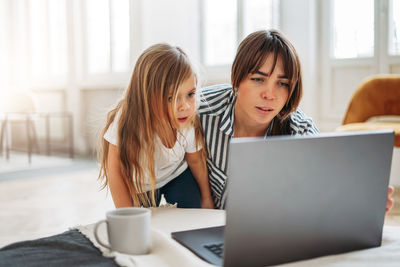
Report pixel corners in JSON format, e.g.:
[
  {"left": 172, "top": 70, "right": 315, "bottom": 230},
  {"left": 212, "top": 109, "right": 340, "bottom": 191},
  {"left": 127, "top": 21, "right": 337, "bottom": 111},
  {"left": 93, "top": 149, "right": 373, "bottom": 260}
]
[
  {"left": 202, "top": 197, "right": 215, "bottom": 209},
  {"left": 386, "top": 186, "right": 395, "bottom": 215}
]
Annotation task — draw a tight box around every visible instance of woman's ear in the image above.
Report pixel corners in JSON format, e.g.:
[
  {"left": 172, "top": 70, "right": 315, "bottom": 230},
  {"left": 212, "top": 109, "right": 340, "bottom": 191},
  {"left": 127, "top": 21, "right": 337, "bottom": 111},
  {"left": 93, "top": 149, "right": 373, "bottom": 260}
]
[{"left": 233, "top": 87, "right": 238, "bottom": 98}]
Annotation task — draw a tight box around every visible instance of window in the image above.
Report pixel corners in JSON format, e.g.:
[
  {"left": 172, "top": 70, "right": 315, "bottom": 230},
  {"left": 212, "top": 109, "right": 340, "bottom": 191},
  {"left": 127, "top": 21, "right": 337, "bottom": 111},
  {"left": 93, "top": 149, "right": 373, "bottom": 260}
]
[
  {"left": 85, "top": 0, "right": 130, "bottom": 74},
  {"left": 86, "top": 0, "right": 110, "bottom": 74},
  {"left": 203, "top": 0, "right": 279, "bottom": 66},
  {"left": 389, "top": 0, "right": 400, "bottom": 55},
  {"left": 332, "top": 0, "right": 374, "bottom": 59},
  {"left": 7, "top": 0, "right": 279, "bottom": 87},
  {"left": 30, "top": 0, "right": 68, "bottom": 80},
  {"left": 110, "top": 0, "right": 130, "bottom": 72},
  {"left": 243, "top": 0, "right": 278, "bottom": 37},
  {"left": 203, "top": 0, "right": 237, "bottom": 66},
  {"left": 319, "top": 0, "right": 400, "bottom": 130}
]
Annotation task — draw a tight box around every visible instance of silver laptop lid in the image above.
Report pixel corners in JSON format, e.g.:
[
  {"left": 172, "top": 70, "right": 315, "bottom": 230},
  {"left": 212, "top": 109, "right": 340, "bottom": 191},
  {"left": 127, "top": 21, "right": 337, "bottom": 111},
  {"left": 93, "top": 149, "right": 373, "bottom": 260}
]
[{"left": 224, "top": 130, "right": 394, "bottom": 267}]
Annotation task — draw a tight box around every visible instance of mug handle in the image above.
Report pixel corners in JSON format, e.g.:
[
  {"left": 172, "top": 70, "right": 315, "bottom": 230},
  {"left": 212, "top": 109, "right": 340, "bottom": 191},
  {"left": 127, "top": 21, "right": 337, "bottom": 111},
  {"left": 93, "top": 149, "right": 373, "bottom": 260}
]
[{"left": 94, "top": 220, "right": 111, "bottom": 250}]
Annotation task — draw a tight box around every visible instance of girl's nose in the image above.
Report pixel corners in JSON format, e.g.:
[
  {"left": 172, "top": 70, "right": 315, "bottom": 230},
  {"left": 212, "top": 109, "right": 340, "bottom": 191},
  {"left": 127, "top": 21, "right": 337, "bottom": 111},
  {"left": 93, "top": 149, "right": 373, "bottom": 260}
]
[{"left": 177, "top": 100, "right": 190, "bottom": 111}]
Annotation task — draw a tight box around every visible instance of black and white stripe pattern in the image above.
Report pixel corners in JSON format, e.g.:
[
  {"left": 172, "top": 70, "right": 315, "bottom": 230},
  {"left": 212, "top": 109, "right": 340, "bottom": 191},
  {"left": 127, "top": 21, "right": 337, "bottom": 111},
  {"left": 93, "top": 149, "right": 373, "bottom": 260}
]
[{"left": 198, "top": 84, "right": 320, "bottom": 209}]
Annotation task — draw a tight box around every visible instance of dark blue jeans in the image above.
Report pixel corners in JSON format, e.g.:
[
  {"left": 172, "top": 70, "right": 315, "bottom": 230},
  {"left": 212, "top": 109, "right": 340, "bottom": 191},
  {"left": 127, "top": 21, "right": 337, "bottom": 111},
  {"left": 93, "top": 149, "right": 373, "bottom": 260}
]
[{"left": 154, "top": 167, "right": 201, "bottom": 208}]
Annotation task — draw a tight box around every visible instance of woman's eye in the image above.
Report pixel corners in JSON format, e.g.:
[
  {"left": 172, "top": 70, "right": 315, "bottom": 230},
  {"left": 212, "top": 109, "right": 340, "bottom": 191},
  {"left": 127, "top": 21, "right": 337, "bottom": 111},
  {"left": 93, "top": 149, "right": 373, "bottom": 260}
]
[
  {"left": 168, "top": 96, "right": 173, "bottom": 102},
  {"left": 188, "top": 92, "right": 195, "bottom": 98},
  {"left": 250, "top": 77, "right": 263, "bottom": 82},
  {"left": 279, "top": 82, "right": 290, "bottom": 88}
]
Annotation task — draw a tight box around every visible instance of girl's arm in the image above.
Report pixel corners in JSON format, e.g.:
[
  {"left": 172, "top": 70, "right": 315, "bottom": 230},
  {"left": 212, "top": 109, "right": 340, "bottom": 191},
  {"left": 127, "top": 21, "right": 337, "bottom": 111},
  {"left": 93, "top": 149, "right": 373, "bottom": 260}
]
[
  {"left": 185, "top": 150, "right": 214, "bottom": 209},
  {"left": 107, "top": 143, "right": 134, "bottom": 208}
]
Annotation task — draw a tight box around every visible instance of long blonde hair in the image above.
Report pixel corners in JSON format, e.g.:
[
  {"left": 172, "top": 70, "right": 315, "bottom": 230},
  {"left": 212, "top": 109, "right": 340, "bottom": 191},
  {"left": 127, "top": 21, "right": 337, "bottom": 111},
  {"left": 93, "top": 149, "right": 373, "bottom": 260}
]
[{"left": 98, "top": 43, "right": 205, "bottom": 207}]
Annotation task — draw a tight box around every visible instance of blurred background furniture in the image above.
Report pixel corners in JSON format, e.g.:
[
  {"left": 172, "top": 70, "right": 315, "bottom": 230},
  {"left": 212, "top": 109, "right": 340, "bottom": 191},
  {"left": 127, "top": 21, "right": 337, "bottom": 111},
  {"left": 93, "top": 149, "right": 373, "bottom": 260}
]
[
  {"left": 336, "top": 75, "right": 400, "bottom": 186},
  {"left": 336, "top": 75, "right": 400, "bottom": 146},
  {"left": 1, "top": 93, "right": 40, "bottom": 163},
  {"left": 1, "top": 92, "right": 74, "bottom": 163},
  {"left": 0, "top": 113, "right": 7, "bottom": 158}
]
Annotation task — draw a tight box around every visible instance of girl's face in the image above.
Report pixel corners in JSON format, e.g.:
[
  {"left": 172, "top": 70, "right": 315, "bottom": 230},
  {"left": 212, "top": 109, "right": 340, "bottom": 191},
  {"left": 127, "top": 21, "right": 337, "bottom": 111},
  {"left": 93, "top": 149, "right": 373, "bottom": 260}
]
[
  {"left": 168, "top": 74, "right": 197, "bottom": 128},
  {"left": 235, "top": 54, "right": 290, "bottom": 129}
]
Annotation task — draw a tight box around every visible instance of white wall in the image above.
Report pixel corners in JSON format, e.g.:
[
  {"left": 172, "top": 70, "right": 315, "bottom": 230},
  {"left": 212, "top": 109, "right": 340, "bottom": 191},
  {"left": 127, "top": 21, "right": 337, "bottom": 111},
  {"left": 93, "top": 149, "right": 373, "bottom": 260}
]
[
  {"left": 141, "top": 0, "right": 200, "bottom": 60},
  {"left": 280, "top": 0, "right": 319, "bottom": 125}
]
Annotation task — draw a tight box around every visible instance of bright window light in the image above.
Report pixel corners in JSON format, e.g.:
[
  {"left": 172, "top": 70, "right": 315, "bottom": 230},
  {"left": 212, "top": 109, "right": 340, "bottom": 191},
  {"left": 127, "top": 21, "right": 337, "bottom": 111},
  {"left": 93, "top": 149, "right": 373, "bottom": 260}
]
[
  {"left": 86, "top": 0, "right": 111, "bottom": 74},
  {"left": 243, "top": 0, "right": 276, "bottom": 37},
  {"left": 30, "top": 0, "right": 47, "bottom": 78},
  {"left": 110, "top": 0, "right": 130, "bottom": 73},
  {"left": 30, "top": 0, "right": 68, "bottom": 79},
  {"left": 389, "top": 0, "right": 400, "bottom": 55},
  {"left": 48, "top": 0, "right": 67, "bottom": 76},
  {"left": 204, "top": 0, "right": 237, "bottom": 66},
  {"left": 333, "top": 0, "right": 374, "bottom": 59}
]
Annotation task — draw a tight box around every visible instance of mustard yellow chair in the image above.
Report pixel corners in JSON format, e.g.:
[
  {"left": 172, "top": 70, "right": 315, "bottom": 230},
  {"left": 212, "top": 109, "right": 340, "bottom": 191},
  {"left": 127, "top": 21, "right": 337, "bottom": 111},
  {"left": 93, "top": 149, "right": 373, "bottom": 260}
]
[{"left": 336, "top": 75, "right": 400, "bottom": 147}]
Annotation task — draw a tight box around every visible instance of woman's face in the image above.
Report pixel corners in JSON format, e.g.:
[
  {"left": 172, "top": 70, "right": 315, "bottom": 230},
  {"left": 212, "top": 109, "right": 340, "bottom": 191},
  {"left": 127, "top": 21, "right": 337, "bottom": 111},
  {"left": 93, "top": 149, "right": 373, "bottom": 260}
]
[
  {"left": 167, "top": 73, "right": 197, "bottom": 128},
  {"left": 235, "top": 55, "right": 290, "bottom": 129}
]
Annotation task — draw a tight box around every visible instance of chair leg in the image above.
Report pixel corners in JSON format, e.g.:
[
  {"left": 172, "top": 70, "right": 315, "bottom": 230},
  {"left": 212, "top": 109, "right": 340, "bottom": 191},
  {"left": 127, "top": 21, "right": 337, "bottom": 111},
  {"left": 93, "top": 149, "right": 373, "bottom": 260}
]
[
  {"left": 46, "top": 115, "right": 50, "bottom": 156},
  {"left": 0, "top": 119, "right": 5, "bottom": 157},
  {"left": 68, "top": 115, "right": 74, "bottom": 158},
  {"left": 26, "top": 116, "right": 33, "bottom": 163},
  {"left": 30, "top": 117, "right": 40, "bottom": 154},
  {"left": 5, "top": 119, "right": 9, "bottom": 160},
  {"left": 1, "top": 116, "right": 10, "bottom": 160}
]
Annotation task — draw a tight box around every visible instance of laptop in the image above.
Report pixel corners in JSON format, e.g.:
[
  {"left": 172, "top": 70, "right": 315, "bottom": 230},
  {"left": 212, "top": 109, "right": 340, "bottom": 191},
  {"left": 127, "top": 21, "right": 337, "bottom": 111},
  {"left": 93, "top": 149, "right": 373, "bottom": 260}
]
[{"left": 172, "top": 130, "right": 394, "bottom": 266}]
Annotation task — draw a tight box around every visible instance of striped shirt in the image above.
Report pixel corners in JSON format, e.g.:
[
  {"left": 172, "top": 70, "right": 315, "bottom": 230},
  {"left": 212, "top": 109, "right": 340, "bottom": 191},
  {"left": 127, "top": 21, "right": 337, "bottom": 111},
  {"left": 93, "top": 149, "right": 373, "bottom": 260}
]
[{"left": 198, "top": 84, "right": 319, "bottom": 209}]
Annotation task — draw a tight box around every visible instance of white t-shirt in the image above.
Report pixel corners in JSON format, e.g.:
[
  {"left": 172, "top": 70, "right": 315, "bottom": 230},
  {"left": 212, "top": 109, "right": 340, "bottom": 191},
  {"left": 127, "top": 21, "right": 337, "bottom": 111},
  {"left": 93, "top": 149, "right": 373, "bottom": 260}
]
[{"left": 103, "top": 113, "right": 201, "bottom": 191}]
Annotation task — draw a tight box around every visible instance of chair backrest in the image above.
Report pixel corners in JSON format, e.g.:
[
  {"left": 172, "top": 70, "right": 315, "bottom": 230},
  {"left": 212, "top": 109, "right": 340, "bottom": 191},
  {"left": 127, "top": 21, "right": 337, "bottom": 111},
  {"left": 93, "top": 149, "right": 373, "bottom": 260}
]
[
  {"left": 3, "top": 92, "right": 36, "bottom": 113},
  {"left": 342, "top": 75, "right": 400, "bottom": 125}
]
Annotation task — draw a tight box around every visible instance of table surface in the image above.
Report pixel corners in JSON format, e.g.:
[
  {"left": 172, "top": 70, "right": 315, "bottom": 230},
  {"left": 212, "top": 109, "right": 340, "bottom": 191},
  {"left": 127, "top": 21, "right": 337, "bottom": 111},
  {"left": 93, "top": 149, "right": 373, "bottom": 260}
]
[
  {"left": 77, "top": 207, "right": 400, "bottom": 267},
  {"left": 2, "top": 207, "right": 400, "bottom": 267}
]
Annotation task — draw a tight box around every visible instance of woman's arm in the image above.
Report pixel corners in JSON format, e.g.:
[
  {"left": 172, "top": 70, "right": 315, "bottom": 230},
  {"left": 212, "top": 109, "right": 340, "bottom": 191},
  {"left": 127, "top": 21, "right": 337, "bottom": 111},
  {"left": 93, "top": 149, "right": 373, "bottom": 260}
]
[
  {"left": 386, "top": 186, "right": 394, "bottom": 214},
  {"left": 107, "top": 143, "right": 134, "bottom": 208},
  {"left": 185, "top": 150, "right": 214, "bottom": 209}
]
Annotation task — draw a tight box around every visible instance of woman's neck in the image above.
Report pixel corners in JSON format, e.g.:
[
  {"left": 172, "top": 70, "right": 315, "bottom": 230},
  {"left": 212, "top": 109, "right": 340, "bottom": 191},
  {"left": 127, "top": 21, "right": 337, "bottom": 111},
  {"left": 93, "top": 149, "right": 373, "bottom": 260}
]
[{"left": 233, "top": 109, "right": 270, "bottom": 138}]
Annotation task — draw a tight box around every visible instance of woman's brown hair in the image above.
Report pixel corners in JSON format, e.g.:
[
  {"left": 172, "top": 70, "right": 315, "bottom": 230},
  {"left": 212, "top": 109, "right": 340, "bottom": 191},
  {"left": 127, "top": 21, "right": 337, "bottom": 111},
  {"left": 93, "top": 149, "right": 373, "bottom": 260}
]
[
  {"left": 98, "top": 43, "right": 205, "bottom": 207},
  {"left": 231, "top": 29, "right": 302, "bottom": 135}
]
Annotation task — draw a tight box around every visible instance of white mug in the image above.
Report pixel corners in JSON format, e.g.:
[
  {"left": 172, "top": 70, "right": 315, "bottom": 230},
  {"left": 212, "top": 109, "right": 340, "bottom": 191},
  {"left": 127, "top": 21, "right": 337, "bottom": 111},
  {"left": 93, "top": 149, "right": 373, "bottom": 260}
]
[{"left": 94, "top": 207, "right": 151, "bottom": 255}]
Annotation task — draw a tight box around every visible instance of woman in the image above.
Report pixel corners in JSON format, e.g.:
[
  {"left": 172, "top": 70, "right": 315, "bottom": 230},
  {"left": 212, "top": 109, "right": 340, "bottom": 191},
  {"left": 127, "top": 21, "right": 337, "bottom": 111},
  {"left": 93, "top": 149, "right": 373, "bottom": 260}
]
[{"left": 199, "top": 29, "right": 394, "bottom": 211}]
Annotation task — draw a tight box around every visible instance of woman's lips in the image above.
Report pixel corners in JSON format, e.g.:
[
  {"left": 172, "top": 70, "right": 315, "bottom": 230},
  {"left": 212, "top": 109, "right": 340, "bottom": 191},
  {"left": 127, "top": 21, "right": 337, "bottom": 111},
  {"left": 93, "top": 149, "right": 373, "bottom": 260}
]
[{"left": 256, "top": 106, "right": 273, "bottom": 113}]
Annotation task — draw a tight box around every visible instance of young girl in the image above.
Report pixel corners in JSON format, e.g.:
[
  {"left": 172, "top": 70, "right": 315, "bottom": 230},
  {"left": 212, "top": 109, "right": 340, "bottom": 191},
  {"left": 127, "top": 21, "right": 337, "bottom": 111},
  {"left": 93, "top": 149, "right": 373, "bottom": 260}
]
[{"left": 98, "top": 43, "right": 214, "bottom": 209}]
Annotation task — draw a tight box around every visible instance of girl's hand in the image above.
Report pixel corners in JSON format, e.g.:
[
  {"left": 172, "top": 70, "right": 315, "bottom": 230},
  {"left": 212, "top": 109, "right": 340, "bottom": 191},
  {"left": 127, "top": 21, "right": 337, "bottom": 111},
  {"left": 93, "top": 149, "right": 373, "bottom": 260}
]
[
  {"left": 386, "top": 186, "right": 395, "bottom": 215},
  {"left": 202, "top": 197, "right": 214, "bottom": 209}
]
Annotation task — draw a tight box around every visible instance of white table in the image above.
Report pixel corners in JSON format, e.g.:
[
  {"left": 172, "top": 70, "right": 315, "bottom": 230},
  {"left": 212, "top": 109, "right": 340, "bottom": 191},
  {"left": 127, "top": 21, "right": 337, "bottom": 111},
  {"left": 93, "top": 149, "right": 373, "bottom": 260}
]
[{"left": 76, "top": 207, "right": 400, "bottom": 267}]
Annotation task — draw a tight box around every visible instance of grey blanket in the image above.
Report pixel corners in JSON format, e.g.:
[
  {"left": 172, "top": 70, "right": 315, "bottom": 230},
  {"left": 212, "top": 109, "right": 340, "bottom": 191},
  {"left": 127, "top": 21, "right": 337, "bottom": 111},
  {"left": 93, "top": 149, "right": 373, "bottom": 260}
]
[{"left": 0, "top": 230, "right": 118, "bottom": 267}]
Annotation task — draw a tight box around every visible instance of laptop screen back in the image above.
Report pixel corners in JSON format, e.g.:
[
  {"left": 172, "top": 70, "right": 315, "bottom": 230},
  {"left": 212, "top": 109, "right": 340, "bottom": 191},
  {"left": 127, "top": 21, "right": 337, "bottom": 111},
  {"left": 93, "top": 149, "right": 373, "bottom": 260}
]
[{"left": 223, "top": 130, "right": 394, "bottom": 266}]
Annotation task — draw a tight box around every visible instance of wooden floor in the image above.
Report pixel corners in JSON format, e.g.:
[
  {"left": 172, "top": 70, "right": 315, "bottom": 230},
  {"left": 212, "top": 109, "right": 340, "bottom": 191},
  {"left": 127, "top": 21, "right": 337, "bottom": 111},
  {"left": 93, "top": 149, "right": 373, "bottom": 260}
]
[
  {"left": 0, "top": 153, "right": 114, "bottom": 247},
  {"left": 0, "top": 153, "right": 399, "bottom": 248}
]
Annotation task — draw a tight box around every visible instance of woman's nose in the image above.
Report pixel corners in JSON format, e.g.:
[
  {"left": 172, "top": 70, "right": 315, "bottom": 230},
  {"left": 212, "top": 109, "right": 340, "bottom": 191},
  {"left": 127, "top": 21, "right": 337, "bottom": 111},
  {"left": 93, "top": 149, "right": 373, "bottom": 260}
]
[{"left": 261, "top": 84, "right": 275, "bottom": 100}]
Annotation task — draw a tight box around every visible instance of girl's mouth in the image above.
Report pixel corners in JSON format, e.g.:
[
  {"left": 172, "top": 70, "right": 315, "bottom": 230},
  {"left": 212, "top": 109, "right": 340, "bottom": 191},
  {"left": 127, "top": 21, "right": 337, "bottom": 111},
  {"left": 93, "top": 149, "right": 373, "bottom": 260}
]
[{"left": 177, "top": 117, "right": 188, "bottom": 123}]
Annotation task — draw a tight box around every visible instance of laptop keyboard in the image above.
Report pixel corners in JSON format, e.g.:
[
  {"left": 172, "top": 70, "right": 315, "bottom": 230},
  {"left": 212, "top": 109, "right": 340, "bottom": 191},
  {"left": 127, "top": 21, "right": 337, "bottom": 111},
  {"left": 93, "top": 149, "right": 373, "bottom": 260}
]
[{"left": 204, "top": 243, "right": 224, "bottom": 258}]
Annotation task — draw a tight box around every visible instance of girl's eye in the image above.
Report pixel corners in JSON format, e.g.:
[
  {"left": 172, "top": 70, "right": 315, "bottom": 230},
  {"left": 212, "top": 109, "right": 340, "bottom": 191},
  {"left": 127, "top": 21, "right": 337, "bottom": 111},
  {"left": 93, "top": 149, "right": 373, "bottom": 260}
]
[
  {"left": 168, "top": 96, "right": 173, "bottom": 102},
  {"left": 250, "top": 77, "right": 264, "bottom": 82},
  {"left": 188, "top": 92, "right": 195, "bottom": 98}
]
